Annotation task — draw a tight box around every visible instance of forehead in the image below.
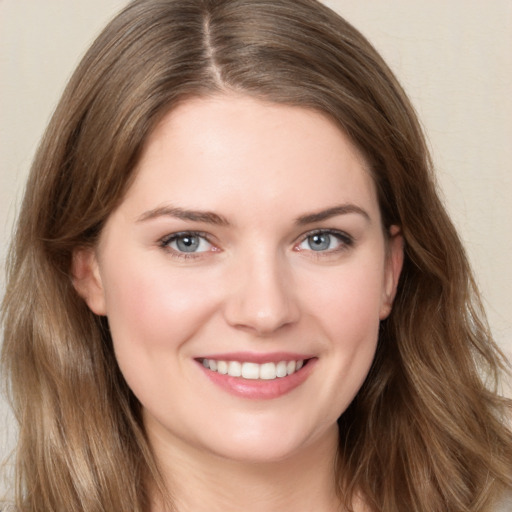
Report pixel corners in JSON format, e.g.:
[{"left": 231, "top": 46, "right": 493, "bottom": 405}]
[{"left": 121, "top": 94, "right": 379, "bottom": 222}]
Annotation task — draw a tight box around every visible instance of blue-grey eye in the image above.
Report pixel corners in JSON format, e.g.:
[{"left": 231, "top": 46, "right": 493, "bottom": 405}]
[
  {"left": 307, "top": 233, "right": 332, "bottom": 251},
  {"left": 176, "top": 235, "right": 200, "bottom": 252},
  {"left": 298, "top": 231, "right": 349, "bottom": 252},
  {"left": 166, "top": 233, "right": 212, "bottom": 253}
]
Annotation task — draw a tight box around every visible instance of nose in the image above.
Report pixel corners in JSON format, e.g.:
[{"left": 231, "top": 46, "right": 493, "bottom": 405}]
[{"left": 223, "top": 251, "right": 300, "bottom": 336}]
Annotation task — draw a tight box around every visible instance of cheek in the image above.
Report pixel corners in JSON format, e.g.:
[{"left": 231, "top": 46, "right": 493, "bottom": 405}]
[
  {"left": 99, "top": 259, "right": 225, "bottom": 411},
  {"left": 303, "top": 258, "right": 385, "bottom": 338},
  {"left": 101, "top": 259, "right": 220, "bottom": 356},
  {"left": 300, "top": 258, "right": 384, "bottom": 408}
]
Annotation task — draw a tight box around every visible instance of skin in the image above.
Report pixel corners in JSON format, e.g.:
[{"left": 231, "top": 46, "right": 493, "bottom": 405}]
[{"left": 73, "top": 94, "right": 403, "bottom": 511}]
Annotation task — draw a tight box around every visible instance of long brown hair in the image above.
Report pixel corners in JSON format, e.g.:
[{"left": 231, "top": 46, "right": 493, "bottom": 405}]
[{"left": 2, "top": 0, "right": 511, "bottom": 510}]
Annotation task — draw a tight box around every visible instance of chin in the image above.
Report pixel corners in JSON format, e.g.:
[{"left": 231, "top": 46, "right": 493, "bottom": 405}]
[{"left": 193, "top": 414, "right": 339, "bottom": 466}]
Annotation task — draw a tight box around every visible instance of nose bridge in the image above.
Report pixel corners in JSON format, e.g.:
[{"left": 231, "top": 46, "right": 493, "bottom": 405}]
[{"left": 224, "top": 244, "right": 299, "bottom": 335}]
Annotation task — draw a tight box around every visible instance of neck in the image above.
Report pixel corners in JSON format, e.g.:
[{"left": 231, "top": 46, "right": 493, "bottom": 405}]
[{"left": 148, "top": 424, "right": 344, "bottom": 512}]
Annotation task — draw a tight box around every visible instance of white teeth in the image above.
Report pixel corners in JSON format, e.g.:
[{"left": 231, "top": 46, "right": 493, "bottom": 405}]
[
  {"left": 217, "top": 360, "right": 228, "bottom": 375},
  {"left": 202, "top": 358, "right": 306, "bottom": 380},
  {"left": 276, "top": 361, "right": 287, "bottom": 378},
  {"left": 241, "top": 362, "right": 260, "bottom": 379},
  {"left": 260, "top": 362, "right": 277, "bottom": 380},
  {"left": 228, "top": 360, "right": 242, "bottom": 377}
]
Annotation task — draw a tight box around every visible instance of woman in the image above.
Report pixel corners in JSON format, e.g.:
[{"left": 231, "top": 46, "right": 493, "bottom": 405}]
[{"left": 1, "top": 0, "right": 511, "bottom": 510}]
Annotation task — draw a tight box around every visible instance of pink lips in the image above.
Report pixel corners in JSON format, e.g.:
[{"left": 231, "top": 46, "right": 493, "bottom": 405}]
[{"left": 196, "top": 352, "right": 317, "bottom": 400}]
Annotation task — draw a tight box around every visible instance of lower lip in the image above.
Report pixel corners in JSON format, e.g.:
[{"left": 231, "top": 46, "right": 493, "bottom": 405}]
[{"left": 197, "top": 359, "right": 317, "bottom": 400}]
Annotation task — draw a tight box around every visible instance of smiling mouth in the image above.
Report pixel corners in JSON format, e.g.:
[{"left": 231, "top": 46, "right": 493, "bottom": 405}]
[{"left": 200, "top": 358, "right": 308, "bottom": 380}]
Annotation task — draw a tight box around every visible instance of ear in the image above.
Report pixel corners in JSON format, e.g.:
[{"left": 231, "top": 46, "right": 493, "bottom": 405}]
[
  {"left": 71, "top": 247, "right": 107, "bottom": 316},
  {"left": 379, "top": 225, "right": 404, "bottom": 320}
]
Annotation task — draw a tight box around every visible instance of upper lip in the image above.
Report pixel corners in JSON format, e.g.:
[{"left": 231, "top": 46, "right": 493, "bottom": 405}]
[{"left": 196, "top": 351, "right": 315, "bottom": 364}]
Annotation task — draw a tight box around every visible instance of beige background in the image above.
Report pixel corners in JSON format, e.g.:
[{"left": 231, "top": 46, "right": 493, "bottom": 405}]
[{"left": 1, "top": 0, "right": 511, "bottom": 497}]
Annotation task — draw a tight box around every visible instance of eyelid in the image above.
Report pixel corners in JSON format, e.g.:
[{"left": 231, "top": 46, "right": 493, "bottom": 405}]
[
  {"left": 157, "top": 228, "right": 354, "bottom": 260},
  {"left": 294, "top": 228, "right": 354, "bottom": 252},
  {"left": 158, "top": 231, "right": 217, "bottom": 258}
]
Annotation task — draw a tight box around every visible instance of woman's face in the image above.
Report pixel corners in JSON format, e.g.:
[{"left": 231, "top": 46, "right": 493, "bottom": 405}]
[{"left": 75, "top": 95, "right": 402, "bottom": 464}]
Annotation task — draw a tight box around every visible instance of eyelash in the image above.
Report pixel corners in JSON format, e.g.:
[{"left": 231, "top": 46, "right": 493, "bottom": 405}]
[
  {"left": 295, "top": 229, "right": 354, "bottom": 255},
  {"left": 158, "top": 231, "right": 215, "bottom": 260},
  {"left": 158, "top": 228, "right": 354, "bottom": 260}
]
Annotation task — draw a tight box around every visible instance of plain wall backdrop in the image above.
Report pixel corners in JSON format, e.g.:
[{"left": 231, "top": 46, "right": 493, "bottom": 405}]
[{"left": 1, "top": 0, "right": 511, "bottom": 498}]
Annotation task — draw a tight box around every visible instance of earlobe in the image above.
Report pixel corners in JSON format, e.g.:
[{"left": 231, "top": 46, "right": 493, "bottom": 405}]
[
  {"left": 379, "top": 225, "right": 404, "bottom": 320},
  {"left": 71, "top": 248, "right": 107, "bottom": 316}
]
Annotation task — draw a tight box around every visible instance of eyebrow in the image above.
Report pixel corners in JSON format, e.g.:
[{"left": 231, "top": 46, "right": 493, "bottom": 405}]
[
  {"left": 136, "top": 203, "right": 370, "bottom": 226},
  {"left": 295, "top": 204, "right": 371, "bottom": 225},
  {"left": 137, "top": 205, "right": 230, "bottom": 226}
]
